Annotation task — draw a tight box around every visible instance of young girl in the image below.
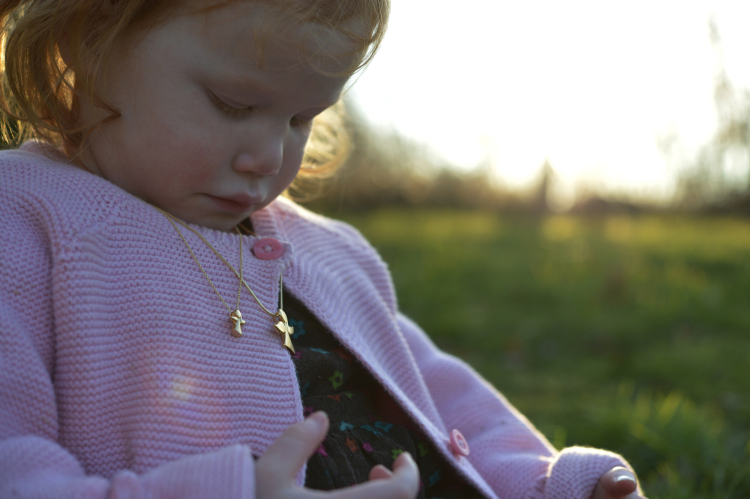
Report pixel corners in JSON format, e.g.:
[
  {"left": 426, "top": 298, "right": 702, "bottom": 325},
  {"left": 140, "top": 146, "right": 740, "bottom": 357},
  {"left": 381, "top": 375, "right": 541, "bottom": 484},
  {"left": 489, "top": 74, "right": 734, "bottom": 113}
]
[{"left": 0, "top": 1, "right": 647, "bottom": 498}]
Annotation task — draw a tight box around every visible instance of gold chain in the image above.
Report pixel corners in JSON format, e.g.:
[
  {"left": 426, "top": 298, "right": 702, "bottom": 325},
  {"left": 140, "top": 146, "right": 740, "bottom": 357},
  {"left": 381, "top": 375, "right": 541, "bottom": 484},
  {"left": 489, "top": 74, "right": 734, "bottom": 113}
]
[
  {"left": 156, "top": 207, "right": 294, "bottom": 352},
  {"left": 160, "top": 212, "right": 243, "bottom": 314}
]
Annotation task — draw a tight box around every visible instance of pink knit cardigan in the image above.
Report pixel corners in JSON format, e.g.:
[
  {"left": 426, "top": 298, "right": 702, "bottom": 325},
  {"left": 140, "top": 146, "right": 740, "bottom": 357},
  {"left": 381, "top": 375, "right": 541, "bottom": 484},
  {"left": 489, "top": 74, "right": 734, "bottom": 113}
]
[{"left": 0, "top": 143, "right": 635, "bottom": 499}]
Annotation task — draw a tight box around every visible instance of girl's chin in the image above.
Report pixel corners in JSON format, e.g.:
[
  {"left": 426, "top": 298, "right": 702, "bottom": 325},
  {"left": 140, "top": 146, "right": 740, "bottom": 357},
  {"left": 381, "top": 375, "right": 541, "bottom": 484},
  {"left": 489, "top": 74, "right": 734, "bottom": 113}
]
[
  {"left": 197, "top": 214, "right": 254, "bottom": 232},
  {"left": 157, "top": 208, "right": 249, "bottom": 232}
]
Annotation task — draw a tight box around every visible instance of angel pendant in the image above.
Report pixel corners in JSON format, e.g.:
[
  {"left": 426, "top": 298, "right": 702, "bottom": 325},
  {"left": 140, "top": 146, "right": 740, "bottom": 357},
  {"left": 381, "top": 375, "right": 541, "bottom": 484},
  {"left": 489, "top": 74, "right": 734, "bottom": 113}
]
[
  {"left": 230, "top": 309, "right": 245, "bottom": 338},
  {"left": 273, "top": 309, "right": 295, "bottom": 353}
]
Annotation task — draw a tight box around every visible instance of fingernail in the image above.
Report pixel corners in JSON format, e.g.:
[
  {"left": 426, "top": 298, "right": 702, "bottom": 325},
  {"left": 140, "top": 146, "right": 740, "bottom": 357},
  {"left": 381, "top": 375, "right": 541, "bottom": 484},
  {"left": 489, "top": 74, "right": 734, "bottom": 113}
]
[
  {"left": 615, "top": 474, "right": 636, "bottom": 485},
  {"left": 306, "top": 411, "right": 327, "bottom": 431}
]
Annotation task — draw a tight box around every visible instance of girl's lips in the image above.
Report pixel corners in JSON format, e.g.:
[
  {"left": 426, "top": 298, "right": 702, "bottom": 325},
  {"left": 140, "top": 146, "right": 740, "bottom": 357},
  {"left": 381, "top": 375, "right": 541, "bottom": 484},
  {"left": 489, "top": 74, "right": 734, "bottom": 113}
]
[{"left": 205, "top": 194, "right": 259, "bottom": 214}]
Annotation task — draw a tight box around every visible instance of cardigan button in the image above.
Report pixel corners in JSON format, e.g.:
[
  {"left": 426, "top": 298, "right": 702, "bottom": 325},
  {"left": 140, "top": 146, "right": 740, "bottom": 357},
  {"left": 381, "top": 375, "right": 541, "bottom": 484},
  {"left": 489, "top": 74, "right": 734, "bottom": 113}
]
[
  {"left": 252, "top": 238, "right": 283, "bottom": 260},
  {"left": 449, "top": 429, "right": 470, "bottom": 457}
]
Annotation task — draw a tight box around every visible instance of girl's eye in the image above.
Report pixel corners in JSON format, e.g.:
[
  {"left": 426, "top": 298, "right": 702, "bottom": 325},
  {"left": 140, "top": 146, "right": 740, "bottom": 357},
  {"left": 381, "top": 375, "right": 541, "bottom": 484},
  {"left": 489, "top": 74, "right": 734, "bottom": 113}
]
[
  {"left": 208, "top": 90, "right": 315, "bottom": 127},
  {"left": 208, "top": 91, "right": 253, "bottom": 119}
]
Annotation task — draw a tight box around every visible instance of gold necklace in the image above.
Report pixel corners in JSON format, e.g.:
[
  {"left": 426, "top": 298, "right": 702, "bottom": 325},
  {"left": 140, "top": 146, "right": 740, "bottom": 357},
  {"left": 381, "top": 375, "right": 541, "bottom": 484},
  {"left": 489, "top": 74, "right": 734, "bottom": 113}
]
[{"left": 156, "top": 208, "right": 295, "bottom": 353}]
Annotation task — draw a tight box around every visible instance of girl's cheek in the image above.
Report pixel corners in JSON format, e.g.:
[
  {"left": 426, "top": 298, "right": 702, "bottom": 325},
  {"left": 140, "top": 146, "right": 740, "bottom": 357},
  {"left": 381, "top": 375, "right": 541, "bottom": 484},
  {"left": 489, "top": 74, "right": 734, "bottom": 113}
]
[{"left": 167, "top": 121, "right": 220, "bottom": 162}]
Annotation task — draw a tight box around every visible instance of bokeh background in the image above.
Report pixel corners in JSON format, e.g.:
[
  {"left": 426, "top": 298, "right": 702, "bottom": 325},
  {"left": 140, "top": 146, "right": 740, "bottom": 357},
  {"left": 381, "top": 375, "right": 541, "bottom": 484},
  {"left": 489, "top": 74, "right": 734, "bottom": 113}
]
[{"left": 303, "top": 2, "right": 750, "bottom": 498}]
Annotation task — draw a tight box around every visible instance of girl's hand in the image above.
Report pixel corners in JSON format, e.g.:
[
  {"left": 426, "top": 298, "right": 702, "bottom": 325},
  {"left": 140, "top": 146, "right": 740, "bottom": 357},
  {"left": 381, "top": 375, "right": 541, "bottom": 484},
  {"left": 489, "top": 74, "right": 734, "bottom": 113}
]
[
  {"left": 592, "top": 467, "right": 648, "bottom": 499},
  {"left": 255, "top": 411, "right": 420, "bottom": 499}
]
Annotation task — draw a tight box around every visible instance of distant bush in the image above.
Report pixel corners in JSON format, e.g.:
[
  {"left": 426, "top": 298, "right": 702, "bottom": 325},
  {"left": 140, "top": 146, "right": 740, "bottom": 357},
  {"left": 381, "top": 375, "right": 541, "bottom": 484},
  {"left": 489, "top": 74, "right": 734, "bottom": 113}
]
[
  {"left": 298, "top": 102, "right": 671, "bottom": 215},
  {"left": 297, "top": 100, "right": 544, "bottom": 214}
]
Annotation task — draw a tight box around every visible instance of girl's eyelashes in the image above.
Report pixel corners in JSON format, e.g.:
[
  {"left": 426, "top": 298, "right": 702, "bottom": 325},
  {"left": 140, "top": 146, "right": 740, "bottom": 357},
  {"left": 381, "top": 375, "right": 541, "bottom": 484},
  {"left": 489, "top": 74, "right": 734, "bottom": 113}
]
[
  {"left": 208, "top": 91, "right": 253, "bottom": 119},
  {"left": 208, "top": 90, "right": 315, "bottom": 127}
]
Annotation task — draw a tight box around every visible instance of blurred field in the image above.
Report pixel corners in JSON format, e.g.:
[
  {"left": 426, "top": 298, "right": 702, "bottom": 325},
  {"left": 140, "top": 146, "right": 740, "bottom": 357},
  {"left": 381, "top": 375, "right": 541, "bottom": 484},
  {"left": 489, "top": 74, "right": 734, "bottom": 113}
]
[{"left": 332, "top": 209, "right": 750, "bottom": 499}]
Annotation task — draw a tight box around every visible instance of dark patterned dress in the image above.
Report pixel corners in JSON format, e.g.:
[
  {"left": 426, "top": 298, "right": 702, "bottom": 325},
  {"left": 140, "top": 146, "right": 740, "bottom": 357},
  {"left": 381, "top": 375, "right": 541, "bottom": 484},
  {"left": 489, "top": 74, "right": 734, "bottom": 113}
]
[{"left": 283, "top": 292, "right": 484, "bottom": 499}]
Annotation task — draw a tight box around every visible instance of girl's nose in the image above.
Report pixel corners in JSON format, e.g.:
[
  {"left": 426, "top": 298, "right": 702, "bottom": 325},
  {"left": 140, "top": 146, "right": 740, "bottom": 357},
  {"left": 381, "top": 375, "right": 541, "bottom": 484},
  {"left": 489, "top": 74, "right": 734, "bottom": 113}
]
[{"left": 232, "top": 136, "right": 284, "bottom": 176}]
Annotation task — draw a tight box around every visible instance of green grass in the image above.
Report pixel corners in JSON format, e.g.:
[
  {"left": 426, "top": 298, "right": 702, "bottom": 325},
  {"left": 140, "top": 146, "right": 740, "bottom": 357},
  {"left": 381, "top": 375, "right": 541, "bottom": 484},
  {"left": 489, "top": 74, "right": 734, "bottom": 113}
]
[{"left": 330, "top": 209, "right": 750, "bottom": 499}]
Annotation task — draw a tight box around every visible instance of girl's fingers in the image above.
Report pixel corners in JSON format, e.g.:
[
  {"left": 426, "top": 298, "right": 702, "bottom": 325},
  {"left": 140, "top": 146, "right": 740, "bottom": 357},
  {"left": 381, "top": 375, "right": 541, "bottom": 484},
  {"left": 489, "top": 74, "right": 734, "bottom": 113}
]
[
  {"left": 368, "top": 464, "right": 393, "bottom": 481},
  {"left": 257, "top": 418, "right": 418, "bottom": 499},
  {"left": 594, "top": 466, "right": 642, "bottom": 499},
  {"left": 256, "top": 411, "right": 329, "bottom": 487},
  {"left": 327, "top": 452, "right": 420, "bottom": 499}
]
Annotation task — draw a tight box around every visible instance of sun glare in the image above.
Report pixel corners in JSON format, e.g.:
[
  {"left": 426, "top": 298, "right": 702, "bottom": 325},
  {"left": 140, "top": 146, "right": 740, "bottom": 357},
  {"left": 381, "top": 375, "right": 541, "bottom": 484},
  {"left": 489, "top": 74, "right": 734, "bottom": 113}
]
[{"left": 352, "top": 0, "right": 750, "bottom": 206}]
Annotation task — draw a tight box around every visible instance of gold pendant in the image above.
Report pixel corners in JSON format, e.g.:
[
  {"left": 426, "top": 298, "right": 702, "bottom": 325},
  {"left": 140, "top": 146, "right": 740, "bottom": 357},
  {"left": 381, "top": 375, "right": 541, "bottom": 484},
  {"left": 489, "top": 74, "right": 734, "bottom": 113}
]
[
  {"left": 273, "top": 309, "right": 295, "bottom": 353},
  {"left": 230, "top": 309, "right": 245, "bottom": 338}
]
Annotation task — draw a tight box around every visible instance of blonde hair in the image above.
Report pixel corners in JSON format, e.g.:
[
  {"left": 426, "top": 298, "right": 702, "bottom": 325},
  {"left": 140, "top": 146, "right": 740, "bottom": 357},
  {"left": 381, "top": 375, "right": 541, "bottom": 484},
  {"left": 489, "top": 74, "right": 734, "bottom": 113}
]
[{"left": 0, "top": 0, "right": 389, "bottom": 179}]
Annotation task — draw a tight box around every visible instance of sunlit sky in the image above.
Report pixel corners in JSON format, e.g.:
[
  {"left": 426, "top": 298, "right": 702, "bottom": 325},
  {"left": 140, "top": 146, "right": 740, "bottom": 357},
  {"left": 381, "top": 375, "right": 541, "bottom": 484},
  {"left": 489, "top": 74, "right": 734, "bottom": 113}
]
[{"left": 349, "top": 1, "right": 750, "bottom": 207}]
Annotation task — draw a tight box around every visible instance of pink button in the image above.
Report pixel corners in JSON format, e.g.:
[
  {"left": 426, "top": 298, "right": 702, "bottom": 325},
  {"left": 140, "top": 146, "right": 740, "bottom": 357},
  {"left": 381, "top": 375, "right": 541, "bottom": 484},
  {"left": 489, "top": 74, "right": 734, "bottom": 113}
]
[
  {"left": 252, "top": 238, "right": 283, "bottom": 260},
  {"left": 449, "top": 429, "right": 470, "bottom": 457}
]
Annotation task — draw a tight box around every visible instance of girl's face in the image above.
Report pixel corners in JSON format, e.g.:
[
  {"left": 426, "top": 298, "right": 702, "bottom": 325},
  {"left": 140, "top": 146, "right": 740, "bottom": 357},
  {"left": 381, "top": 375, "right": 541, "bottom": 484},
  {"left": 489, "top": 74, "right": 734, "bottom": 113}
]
[{"left": 78, "top": 3, "right": 354, "bottom": 231}]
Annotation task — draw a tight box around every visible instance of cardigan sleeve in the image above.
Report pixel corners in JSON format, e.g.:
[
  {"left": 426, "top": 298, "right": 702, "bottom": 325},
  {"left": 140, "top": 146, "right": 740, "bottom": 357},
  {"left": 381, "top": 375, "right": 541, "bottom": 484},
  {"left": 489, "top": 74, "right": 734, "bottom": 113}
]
[
  {"left": 0, "top": 436, "right": 256, "bottom": 499},
  {"left": 396, "top": 313, "right": 640, "bottom": 499},
  {"left": 0, "top": 197, "right": 256, "bottom": 499}
]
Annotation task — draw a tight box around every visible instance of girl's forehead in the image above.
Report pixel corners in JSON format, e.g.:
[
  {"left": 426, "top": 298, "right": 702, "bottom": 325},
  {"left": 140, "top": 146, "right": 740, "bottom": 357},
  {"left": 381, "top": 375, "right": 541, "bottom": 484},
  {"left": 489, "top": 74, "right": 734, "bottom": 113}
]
[{"left": 183, "top": 1, "right": 362, "bottom": 74}]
